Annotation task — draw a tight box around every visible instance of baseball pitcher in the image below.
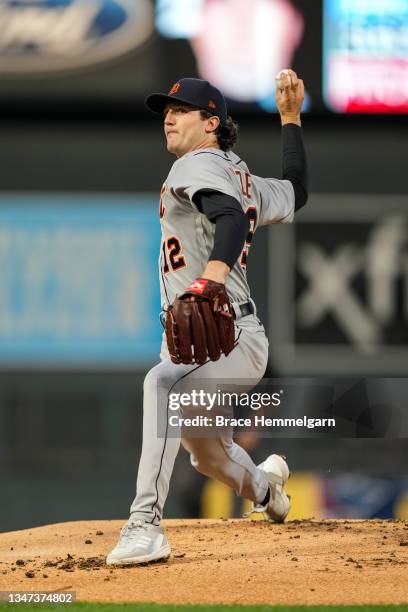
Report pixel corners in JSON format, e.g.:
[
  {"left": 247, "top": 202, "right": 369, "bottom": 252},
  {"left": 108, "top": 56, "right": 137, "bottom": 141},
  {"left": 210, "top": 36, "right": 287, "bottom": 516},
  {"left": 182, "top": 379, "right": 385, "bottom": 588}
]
[{"left": 107, "top": 71, "right": 307, "bottom": 565}]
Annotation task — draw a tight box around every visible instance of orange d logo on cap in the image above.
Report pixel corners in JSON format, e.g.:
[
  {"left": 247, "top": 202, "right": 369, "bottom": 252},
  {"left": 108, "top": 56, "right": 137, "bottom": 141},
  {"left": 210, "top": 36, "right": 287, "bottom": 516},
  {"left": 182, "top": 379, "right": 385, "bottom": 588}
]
[
  {"left": 169, "top": 82, "right": 181, "bottom": 95},
  {"left": 146, "top": 78, "right": 228, "bottom": 124}
]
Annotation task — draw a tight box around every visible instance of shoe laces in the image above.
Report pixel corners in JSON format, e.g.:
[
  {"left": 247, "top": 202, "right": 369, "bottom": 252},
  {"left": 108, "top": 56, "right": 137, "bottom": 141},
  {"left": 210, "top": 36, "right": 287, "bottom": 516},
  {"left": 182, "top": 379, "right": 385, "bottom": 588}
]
[{"left": 120, "top": 519, "right": 149, "bottom": 538}]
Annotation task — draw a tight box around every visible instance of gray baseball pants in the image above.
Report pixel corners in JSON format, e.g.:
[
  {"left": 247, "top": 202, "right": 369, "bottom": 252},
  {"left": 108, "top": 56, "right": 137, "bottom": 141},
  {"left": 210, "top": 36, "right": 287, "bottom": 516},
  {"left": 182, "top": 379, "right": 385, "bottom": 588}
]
[{"left": 130, "top": 315, "right": 269, "bottom": 525}]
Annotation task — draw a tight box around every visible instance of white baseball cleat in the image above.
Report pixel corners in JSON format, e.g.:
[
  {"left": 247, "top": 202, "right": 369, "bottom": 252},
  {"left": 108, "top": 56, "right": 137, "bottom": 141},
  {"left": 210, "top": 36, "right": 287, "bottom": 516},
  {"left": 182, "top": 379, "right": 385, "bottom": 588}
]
[
  {"left": 245, "top": 454, "right": 291, "bottom": 522},
  {"left": 106, "top": 519, "right": 171, "bottom": 566}
]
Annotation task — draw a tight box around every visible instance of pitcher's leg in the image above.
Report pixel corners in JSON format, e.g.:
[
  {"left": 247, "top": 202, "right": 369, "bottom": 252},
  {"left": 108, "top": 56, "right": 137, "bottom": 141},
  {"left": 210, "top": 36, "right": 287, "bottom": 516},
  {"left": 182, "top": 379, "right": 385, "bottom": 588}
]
[
  {"left": 129, "top": 358, "right": 209, "bottom": 524},
  {"left": 107, "top": 358, "right": 202, "bottom": 567},
  {"left": 129, "top": 361, "right": 182, "bottom": 524},
  {"left": 182, "top": 436, "right": 269, "bottom": 503},
  {"left": 181, "top": 323, "right": 270, "bottom": 505}
]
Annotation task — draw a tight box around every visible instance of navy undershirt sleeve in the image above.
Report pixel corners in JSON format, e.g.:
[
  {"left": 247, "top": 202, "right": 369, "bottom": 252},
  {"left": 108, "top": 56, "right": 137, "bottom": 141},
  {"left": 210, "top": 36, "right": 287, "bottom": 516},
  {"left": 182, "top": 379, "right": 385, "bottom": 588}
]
[
  {"left": 193, "top": 190, "right": 249, "bottom": 269},
  {"left": 282, "top": 124, "right": 308, "bottom": 211}
]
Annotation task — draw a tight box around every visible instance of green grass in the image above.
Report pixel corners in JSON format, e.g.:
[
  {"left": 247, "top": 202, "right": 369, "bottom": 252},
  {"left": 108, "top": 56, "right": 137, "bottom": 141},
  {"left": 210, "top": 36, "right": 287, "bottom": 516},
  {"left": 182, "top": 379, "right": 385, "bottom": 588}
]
[{"left": 1, "top": 604, "right": 408, "bottom": 612}]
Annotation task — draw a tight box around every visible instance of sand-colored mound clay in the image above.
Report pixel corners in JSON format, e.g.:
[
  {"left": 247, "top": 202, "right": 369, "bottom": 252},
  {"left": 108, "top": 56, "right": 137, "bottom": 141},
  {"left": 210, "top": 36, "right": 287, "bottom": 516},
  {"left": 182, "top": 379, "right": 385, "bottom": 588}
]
[{"left": 1, "top": 519, "right": 408, "bottom": 605}]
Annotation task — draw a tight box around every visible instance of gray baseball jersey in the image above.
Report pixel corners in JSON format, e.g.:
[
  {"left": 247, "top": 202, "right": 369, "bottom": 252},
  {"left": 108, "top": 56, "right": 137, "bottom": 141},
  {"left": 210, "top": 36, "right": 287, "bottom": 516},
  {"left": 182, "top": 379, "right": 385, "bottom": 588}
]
[{"left": 159, "top": 147, "right": 295, "bottom": 307}]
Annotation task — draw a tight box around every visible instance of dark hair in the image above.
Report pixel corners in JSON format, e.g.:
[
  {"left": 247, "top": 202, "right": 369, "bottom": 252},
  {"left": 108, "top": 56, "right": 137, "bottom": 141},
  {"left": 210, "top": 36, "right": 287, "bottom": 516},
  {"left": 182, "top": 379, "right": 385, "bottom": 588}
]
[{"left": 200, "top": 110, "right": 239, "bottom": 151}]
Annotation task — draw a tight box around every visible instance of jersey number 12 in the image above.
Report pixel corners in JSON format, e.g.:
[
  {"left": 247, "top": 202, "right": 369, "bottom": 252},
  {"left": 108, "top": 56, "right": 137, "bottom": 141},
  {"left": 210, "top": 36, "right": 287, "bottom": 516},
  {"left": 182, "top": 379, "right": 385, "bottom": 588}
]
[{"left": 162, "top": 236, "right": 186, "bottom": 273}]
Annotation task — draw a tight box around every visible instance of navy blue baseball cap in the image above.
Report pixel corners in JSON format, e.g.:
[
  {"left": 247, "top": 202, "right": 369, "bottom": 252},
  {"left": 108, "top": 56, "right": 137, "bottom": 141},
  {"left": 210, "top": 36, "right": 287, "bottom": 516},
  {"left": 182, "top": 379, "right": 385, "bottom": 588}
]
[{"left": 145, "top": 78, "right": 228, "bottom": 124}]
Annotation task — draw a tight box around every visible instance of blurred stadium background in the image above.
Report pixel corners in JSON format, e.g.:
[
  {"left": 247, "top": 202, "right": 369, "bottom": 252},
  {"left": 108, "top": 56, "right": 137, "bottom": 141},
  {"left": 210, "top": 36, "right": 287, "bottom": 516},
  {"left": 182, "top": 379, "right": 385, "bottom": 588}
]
[{"left": 0, "top": 0, "right": 407, "bottom": 531}]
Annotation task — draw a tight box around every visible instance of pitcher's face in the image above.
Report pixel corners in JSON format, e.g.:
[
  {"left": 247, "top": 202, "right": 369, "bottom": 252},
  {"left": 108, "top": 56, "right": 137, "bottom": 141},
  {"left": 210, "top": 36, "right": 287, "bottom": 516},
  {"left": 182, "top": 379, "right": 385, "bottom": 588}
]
[{"left": 164, "top": 103, "right": 219, "bottom": 157}]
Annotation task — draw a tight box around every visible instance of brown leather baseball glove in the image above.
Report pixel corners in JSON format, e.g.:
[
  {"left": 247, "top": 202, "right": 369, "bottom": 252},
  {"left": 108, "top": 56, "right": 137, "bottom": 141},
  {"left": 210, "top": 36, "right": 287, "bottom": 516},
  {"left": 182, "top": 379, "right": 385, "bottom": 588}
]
[{"left": 165, "top": 278, "right": 235, "bottom": 365}]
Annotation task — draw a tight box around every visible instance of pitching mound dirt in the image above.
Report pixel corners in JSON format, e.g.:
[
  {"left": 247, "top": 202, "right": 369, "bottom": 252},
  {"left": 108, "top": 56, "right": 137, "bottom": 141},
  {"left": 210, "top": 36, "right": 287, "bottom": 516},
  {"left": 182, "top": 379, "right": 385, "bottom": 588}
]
[{"left": 1, "top": 519, "right": 408, "bottom": 605}]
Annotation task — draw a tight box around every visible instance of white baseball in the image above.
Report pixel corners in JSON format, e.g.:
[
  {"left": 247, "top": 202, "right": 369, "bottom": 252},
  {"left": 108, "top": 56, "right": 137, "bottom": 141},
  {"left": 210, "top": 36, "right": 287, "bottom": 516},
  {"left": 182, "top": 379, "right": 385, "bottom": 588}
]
[{"left": 276, "top": 69, "right": 291, "bottom": 90}]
